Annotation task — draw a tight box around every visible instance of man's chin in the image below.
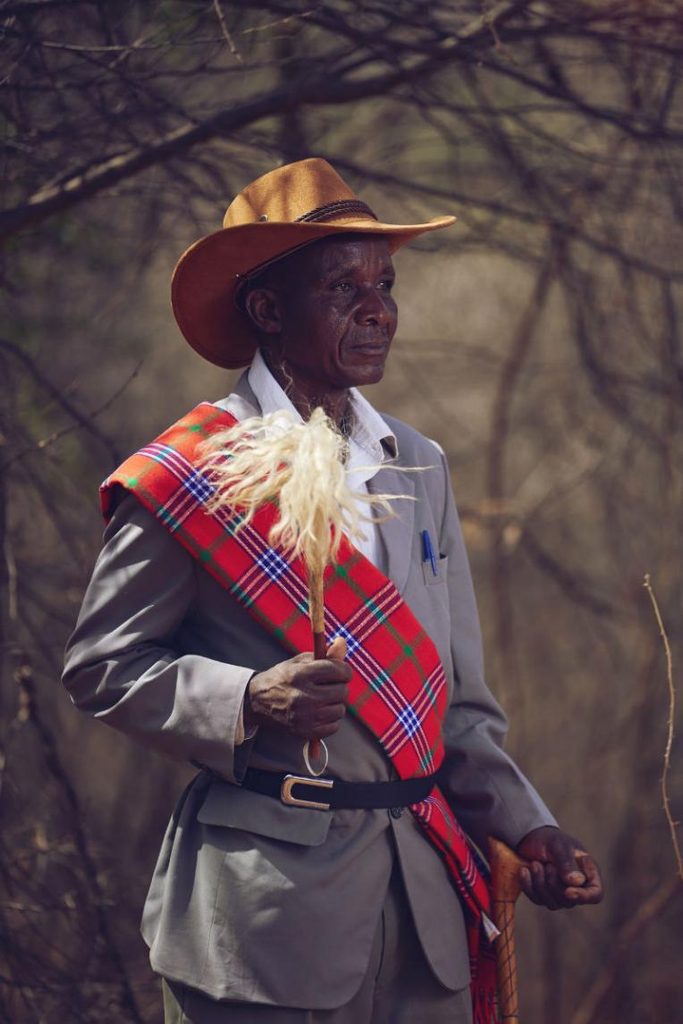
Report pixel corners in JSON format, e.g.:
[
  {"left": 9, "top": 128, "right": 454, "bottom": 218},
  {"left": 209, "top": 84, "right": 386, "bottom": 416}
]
[
  {"left": 346, "top": 366, "right": 386, "bottom": 389},
  {"left": 340, "top": 356, "right": 388, "bottom": 388}
]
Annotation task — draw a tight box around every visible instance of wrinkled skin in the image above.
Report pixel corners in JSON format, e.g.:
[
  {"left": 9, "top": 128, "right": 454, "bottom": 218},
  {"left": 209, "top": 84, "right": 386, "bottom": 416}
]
[
  {"left": 242, "top": 234, "right": 604, "bottom": 911},
  {"left": 244, "top": 233, "right": 397, "bottom": 425},
  {"left": 517, "top": 826, "right": 603, "bottom": 909},
  {"left": 245, "top": 636, "right": 351, "bottom": 739}
]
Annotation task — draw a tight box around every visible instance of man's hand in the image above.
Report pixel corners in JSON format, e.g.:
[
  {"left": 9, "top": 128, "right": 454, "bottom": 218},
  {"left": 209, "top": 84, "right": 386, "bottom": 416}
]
[
  {"left": 516, "top": 826, "right": 604, "bottom": 910},
  {"left": 245, "top": 638, "right": 351, "bottom": 739}
]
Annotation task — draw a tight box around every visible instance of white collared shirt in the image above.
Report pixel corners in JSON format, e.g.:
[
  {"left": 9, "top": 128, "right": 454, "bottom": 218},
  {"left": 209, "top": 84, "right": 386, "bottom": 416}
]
[{"left": 214, "top": 349, "right": 397, "bottom": 567}]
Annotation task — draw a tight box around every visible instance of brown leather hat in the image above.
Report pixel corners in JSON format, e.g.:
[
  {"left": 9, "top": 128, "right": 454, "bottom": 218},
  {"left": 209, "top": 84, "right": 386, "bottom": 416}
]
[{"left": 171, "top": 157, "right": 455, "bottom": 369}]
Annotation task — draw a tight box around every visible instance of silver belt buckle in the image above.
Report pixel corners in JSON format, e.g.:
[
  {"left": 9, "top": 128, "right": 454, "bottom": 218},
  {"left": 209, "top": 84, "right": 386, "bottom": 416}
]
[{"left": 281, "top": 774, "right": 334, "bottom": 811}]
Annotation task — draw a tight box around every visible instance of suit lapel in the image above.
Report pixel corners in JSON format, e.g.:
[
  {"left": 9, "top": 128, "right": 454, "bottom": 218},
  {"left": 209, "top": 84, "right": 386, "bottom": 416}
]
[{"left": 367, "top": 463, "right": 416, "bottom": 595}]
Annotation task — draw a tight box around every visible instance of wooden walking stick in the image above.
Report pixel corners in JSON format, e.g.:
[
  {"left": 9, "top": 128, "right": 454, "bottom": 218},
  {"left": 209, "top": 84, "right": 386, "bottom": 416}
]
[
  {"left": 489, "top": 837, "right": 525, "bottom": 1023},
  {"left": 201, "top": 407, "right": 400, "bottom": 772}
]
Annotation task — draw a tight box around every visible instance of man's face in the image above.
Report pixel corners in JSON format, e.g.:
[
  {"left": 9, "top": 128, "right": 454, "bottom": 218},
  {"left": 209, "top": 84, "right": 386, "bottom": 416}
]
[{"left": 259, "top": 234, "right": 398, "bottom": 395}]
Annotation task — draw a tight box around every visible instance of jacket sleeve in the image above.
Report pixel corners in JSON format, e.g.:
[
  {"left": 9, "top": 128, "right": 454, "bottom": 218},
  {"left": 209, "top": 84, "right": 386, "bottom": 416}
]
[
  {"left": 433, "top": 450, "right": 558, "bottom": 850},
  {"left": 62, "top": 493, "right": 255, "bottom": 784}
]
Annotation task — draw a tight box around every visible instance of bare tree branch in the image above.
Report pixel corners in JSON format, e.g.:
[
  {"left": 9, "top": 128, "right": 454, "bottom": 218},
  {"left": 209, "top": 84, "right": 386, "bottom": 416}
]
[{"left": 643, "top": 573, "right": 682, "bottom": 880}]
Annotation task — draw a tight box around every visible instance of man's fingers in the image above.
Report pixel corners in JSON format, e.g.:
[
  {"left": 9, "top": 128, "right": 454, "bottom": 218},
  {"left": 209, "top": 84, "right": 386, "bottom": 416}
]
[
  {"left": 312, "top": 718, "right": 344, "bottom": 738},
  {"left": 309, "top": 681, "right": 349, "bottom": 704},
  {"left": 299, "top": 700, "right": 347, "bottom": 738},
  {"left": 557, "top": 848, "right": 589, "bottom": 886},
  {"left": 563, "top": 881, "right": 603, "bottom": 904},
  {"left": 316, "top": 702, "right": 347, "bottom": 723},
  {"left": 576, "top": 852, "right": 598, "bottom": 878},
  {"left": 291, "top": 652, "right": 315, "bottom": 664},
  {"left": 521, "top": 856, "right": 603, "bottom": 909},
  {"left": 521, "top": 861, "right": 571, "bottom": 910},
  {"left": 248, "top": 656, "right": 350, "bottom": 736},
  {"left": 297, "top": 658, "right": 353, "bottom": 685},
  {"left": 563, "top": 867, "right": 603, "bottom": 903},
  {"left": 326, "top": 636, "right": 348, "bottom": 660},
  {"left": 562, "top": 866, "right": 587, "bottom": 887},
  {"left": 545, "top": 834, "right": 588, "bottom": 885},
  {"left": 564, "top": 855, "right": 603, "bottom": 904},
  {"left": 286, "top": 695, "right": 347, "bottom": 737},
  {"left": 519, "top": 865, "right": 536, "bottom": 902},
  {"left": 517, "top": 828, "right": 604, "bottom": 910},
  {"left": 520, "top": 862, "right": 550, "bottom": 907}
]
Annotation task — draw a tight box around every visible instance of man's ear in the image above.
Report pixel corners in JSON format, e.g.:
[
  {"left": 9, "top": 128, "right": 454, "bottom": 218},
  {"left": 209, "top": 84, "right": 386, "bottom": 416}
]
[{"left": 244, "top": 288, "right": 282, "bottom": 336}]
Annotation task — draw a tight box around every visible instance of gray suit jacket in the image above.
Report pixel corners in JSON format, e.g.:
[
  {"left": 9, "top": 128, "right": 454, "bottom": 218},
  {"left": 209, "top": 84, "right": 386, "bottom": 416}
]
[{"left": 62, "top": 380, "right": 555, "bottom": 1009}]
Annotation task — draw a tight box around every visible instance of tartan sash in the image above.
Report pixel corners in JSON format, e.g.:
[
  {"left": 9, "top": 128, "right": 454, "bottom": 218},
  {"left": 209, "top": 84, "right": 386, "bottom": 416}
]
[{"left": 101, "top": 402, "right": 499, "bottom": 1023}]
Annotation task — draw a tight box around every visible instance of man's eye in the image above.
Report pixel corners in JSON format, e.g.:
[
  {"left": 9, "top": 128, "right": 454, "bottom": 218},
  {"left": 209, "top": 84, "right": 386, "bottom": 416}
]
[
  {"left": 332, "top": 281, "right": 352, "bottom": 293},
  {"left": 378, "top": 279, "right": 394, "bottom": 291}
]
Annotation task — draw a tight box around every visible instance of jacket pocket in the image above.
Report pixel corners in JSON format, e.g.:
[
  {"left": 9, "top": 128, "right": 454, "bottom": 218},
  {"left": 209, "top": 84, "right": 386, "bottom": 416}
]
[
  {"left": 196, "top": 779, "right": 333, "bottom": 847},
  {"left": 422, "top": 554, "right": 448, "bottom": 587}
]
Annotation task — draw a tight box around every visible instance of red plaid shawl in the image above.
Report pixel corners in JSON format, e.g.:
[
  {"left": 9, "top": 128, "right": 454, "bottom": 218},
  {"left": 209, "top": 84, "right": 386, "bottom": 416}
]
[{"left": 101, "top": 403, "right": 498, "bottom": 1022}]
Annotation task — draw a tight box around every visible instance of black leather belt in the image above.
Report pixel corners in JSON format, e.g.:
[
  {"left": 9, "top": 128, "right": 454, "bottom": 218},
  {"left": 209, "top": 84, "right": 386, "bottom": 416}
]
[{"left": 242, "top": 767, "right": 437, "bottom": 812}]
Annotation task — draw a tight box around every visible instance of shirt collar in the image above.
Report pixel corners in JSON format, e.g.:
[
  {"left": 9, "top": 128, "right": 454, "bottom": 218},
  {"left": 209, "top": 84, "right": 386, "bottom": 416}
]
[{"left": 247, "top": 349, "right": 397, "bottom": 462}]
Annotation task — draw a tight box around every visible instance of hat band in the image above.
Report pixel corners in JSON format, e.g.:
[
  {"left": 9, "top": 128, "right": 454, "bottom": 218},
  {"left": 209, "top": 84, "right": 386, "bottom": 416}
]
[{"left": 295, "top": 199, "right": 378, "bottom": 224}]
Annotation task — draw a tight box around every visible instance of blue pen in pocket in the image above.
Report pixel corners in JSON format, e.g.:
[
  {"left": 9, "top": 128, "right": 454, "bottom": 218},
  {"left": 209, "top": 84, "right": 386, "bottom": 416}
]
[{"left": 421, "top": 529, "right": 438, "bottom": 576}]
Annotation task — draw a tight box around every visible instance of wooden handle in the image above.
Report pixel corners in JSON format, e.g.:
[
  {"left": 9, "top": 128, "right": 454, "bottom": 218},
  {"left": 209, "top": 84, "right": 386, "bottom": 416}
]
[
  {"left": 307, "top": 573, "right": 348, "bottom": 769},
  {"left": 489, "top": 837, "right": 524, "bottom": 1023},
  {"left": 308, "top": 631, "right": 326, "bottom": 761},
  {"left": 307, "top": 568, "right": 326, "bottom": 762},
  {"left": 313, "top": 631, "right": 326, "bottom": 659}
]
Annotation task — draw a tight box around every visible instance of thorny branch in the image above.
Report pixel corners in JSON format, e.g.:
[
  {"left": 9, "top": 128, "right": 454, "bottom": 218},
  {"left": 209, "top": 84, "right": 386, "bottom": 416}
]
[{"left": 643, "top": 573, "right": 682, "bottom": 880}]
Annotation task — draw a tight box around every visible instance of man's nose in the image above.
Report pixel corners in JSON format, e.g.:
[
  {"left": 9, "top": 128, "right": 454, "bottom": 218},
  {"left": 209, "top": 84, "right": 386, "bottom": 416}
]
[{"left": 355, "top": 287, "right": 393, "bottom": 326}]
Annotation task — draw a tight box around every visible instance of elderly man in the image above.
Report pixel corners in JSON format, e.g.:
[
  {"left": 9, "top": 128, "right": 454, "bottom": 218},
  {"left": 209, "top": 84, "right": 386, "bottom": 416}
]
[{"left": 63, "top": 159, "right": 602, "bottom": 1024}]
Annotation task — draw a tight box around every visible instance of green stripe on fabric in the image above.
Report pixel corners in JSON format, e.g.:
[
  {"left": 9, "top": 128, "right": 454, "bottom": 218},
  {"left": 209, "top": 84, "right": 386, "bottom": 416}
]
[
  {"left": 280, "top": 604, "right": 309, "bottom": 634},
  {"left": 127, "top": 487, "right": 240, "bottom": 598},
  {"left": 228, "top": 579, "right": 256, "bottom": 608},
  {"left": 347, "top": 692, "right": 371, "bottom": 715},
  {"left": 347, "top": 668, "right": 391, "bottom": 713},
  {"left": 419, "top": 748, "right": 438, "bottom": 772},
  {"left": 419, "top": 669, "right": 441, "bottom": 713}
]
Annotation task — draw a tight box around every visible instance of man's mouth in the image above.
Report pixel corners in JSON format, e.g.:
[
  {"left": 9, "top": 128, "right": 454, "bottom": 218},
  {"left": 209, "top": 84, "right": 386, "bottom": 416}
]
[{"left": 348, "top": 339, "right": 390, "bottom": 355}]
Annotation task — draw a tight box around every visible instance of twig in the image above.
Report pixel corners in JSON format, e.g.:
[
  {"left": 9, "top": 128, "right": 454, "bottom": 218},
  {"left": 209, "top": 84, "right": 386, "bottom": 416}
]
[
  {"left": 212, "top": 0, "right": 243, "bottom": 62},
  {"left": 0, "top": 360, "right": 143, "bottom": 473},
  {"left": 0, "top": 0, "right": 526, "bottom": 239},
  {"left": 480, "top": 0, "right": 507, "bottom": 55},
  {"left": 0, "top": 339, "right": 121, "bottom": 463},
  {"left": 486, "top": 242, "right": 558, "bottom": 710},
  {"left": 241, "top": 9, "right": 317, "bottom": 36},
  {"left": 8, "top": 656, "right": 145, "bottom": 1024},
  {"left": 2, "top": 533, "right": 17, "bottom": 626},
  {"left": 643, "top": 572, "right": 682, "bottom": 879}
]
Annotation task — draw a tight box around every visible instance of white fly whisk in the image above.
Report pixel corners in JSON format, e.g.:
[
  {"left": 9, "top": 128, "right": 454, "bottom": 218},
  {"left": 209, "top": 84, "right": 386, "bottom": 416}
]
[{"left": 200, "top": 407, "right": 402, "bottom": 582}]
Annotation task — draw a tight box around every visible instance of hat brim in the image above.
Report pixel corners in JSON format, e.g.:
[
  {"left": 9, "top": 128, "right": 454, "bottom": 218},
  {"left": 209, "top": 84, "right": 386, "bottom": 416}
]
[{"left": 171, "top": 215, "right": 456, "bottom": 369}]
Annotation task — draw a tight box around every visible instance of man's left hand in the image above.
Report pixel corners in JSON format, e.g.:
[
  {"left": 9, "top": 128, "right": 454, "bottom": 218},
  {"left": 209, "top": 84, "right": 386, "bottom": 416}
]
[{"left": 516, "top": 826, "right": 604, "bottom": 910}]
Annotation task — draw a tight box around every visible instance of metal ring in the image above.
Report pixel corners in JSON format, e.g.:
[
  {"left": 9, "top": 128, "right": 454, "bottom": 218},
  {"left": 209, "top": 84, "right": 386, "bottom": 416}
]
[{"left": 303, "top": 739, "right": 329, "bottom": 778}]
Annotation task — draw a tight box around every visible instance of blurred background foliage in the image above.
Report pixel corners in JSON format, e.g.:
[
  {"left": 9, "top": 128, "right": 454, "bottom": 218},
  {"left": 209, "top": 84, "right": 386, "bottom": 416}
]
[{"left": 1, "top": 2, "right": 682, "bottom": 1021}]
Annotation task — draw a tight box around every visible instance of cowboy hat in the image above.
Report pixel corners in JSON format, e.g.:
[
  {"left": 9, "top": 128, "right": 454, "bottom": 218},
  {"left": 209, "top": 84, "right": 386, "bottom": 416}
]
[{"left": 171, "top": 157, "right": 455, "bottom": 369}]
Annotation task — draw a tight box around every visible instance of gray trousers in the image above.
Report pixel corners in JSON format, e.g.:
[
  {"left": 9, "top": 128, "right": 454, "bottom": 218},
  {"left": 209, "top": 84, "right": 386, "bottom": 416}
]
[{"left": 161, "top": 865, "right": 472, "bottom": 1024}]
